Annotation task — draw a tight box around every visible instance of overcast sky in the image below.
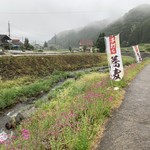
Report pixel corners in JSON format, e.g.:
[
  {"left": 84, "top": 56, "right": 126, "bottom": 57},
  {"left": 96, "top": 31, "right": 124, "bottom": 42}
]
[{"left": 0, "top": 0, "right": 150, "bottom": 44}]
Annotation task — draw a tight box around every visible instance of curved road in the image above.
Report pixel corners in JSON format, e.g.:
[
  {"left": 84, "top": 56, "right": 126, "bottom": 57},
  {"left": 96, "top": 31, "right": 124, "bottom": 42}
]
[{"left": 96, "top": 64, "right": 150, "bottom": 150}]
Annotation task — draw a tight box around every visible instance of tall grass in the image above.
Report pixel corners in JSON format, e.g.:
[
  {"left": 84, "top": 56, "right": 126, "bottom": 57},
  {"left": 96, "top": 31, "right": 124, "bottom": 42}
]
[
  {"left": 0, "top": 71, "right": 70, "bottom": 109},
  {"left": 0, "top": 56, "right": 134, "bottom": 109},
  {"left": 1, "top": 59, "right": 149, "bottom": 150}
]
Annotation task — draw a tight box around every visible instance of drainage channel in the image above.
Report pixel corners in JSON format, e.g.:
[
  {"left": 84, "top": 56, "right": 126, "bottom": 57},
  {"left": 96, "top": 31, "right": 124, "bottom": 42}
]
[
  {"left": 0, "top": 66, "right": 108, "bottom": 142},
  {"left": 0, "top": 79, "right": 68, "bottom": 132}
]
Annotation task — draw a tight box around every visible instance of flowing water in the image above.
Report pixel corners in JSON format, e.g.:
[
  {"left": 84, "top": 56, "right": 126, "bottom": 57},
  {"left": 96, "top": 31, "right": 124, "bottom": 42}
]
[{"left": 0, "top": 66, "right": 108, "bottom": 137}]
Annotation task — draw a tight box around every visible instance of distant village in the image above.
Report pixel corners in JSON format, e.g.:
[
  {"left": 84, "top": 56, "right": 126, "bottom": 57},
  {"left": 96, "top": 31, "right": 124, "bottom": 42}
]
[
  {"left": 0, "top": 34, "right": 97, "bottom": 54},
  {"left": 0, "top": 34, "right": 23, "bottom": 50},
  {"left": 0, "top": 34, "right": 44, "bottom": 51}
]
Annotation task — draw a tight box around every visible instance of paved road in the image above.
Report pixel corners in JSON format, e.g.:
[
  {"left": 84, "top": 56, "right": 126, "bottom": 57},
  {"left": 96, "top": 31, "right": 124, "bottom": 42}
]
[{"left": 96, "top": 64, "right": 150, "bottom": 150}]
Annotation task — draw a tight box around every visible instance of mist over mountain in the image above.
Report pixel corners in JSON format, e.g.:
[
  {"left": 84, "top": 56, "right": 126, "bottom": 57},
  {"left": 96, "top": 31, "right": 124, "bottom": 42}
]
[
  {"left": 104, "top": 4, "right": 150, "bottom": 46},
  {"left": 48, "top": 19, "right": 111, "bottom": 49},
  {"left": 48, "top": 4, "right": 150, "bottom": 48}
]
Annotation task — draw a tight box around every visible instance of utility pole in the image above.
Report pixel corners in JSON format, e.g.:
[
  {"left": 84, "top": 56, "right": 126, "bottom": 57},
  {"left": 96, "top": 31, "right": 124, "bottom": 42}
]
[
  {"left": 8, "top": 21, "right": 10, "bottom": 37},
  {"left": 22, "top": 37, "right": 24, "bottom": 43}
]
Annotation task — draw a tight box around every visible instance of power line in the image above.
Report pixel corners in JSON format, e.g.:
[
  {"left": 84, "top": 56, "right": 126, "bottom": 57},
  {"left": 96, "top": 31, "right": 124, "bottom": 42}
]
[{"left": 0, "top": 10, "right": 105, "bottom": 15}]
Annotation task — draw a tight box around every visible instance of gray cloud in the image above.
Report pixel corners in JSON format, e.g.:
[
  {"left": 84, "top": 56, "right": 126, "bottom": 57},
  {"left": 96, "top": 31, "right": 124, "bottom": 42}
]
[{"left": 0, "top": 0, "right": 150, "bottom": 44}]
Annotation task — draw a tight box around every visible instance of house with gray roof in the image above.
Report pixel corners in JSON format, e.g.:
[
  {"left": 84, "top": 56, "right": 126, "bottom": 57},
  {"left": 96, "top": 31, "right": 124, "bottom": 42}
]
[{"left": 0, "top": 34, "right": 11, "bottom": 49}]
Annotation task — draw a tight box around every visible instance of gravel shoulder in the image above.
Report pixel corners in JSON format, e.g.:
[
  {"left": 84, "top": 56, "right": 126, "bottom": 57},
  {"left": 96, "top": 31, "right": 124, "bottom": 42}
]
[{"left": 96, "top": 64, "right": 150, "bottom": 150}]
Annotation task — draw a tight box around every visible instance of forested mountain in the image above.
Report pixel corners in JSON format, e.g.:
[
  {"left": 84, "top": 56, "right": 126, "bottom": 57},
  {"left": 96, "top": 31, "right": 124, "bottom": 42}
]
[
  {"left": 105, "top": 4, "right": 150, "bottom": 46},
  {"left": 48, "top": 4, "right": 150, "bottom": 48},
  {"left": 48, "top": 20, "right": 111, "bottom": 49}
]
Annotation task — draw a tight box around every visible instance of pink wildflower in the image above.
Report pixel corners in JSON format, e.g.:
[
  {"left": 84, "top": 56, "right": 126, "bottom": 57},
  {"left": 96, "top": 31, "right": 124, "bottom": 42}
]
[
  {"left": 22, "top": 129, "right": 30, "bottom": 140},
  {"left": 108, "top": 97, "right": 113, "bottom": 101}
]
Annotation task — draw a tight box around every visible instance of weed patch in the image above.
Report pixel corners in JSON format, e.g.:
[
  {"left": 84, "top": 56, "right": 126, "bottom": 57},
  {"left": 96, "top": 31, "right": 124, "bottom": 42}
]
[{"left": 1, "top": 57, "right": 148, "bottom": 150}]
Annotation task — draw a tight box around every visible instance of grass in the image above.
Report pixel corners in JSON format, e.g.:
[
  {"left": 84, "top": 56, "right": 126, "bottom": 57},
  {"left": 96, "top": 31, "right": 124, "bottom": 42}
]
[
  {"left": 1, "top": 58, "right": 150, "bottom": 149},
  {"left": 0, "top": 76, "right": 36, "bottom": 90},
  {"left": 0, "top": 69, "right": 100, "bottom": 110},
  {"left": 0, "top": 53, "right": 106, "bottom": 80},
  {"left": 121, "top": 43, "right": 150, "bottom": 52},
  {"left": 0, "top": 71, "right": 70, "bottom": 109},
  {"left": 122, "top": 56, "right": 135, "bottom": 65},
  {"left": 0, "top": 56, "right": 134, "bottom": 110}
]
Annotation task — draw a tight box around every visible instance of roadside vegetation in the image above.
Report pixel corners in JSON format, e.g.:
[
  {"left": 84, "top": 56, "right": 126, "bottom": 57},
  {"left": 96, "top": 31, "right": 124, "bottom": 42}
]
[
  {"left": 0, "top": 72, "right": 69, "bottom": 109},
  {"left": 1, "top": 57, "right": 149, "bottom": 149},
  {"left": 0, "top": 54, "right": 106, "bottom": 80},
  {"left": 121, "top": 43, "right": 150, "bottom": 52},
  {"left": 139, "top": 43, "right": 150, "bottom": 52},
  {"left": 0, "top": 56, "right": 134, "bottom": 110}
]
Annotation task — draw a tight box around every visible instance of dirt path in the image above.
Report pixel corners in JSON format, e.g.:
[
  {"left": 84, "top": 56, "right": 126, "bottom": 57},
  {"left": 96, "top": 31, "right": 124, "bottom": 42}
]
[{"left": 96, "top": 64, "right": 150, "bottom": 150}]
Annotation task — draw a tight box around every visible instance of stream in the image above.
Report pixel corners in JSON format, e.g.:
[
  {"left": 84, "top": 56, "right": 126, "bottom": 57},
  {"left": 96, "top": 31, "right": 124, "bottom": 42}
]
[
  {"left": 0, "top": 80, "right": 66, "bottom": 135},
  {"left": 0, "top": 66, "right": 108, "bottom": 139}
]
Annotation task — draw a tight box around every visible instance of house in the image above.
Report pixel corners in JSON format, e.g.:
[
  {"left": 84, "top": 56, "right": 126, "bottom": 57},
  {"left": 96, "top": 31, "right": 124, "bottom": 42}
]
[
  {"left": 0, "top": 34, "right": 11, "bottom": 49},
  {"left": 79, "top": 39, "right": 94, "bottom": 52},
  {"left": 33, "top": 43, "right": 43, "bottom": 50},
  {"left": 11, "top": 39, "right": 23, "bottom": 50}
]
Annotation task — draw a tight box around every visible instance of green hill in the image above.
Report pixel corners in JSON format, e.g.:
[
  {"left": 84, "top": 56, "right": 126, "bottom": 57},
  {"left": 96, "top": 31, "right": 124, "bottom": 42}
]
[
  {"left": 48, "top": 20, "right": 110, "bottom": 49},
  {"left": 105, "top": 4, "right": 150, "bottom": 46},
  {"left": 48, "top": 4, "right": 150, "bottom": 48}
]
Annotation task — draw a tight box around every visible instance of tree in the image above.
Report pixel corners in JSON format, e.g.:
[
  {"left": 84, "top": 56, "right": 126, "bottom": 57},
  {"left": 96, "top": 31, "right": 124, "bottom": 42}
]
[
  {"left": 69, "top": 46, "right": 73, "bottom": 52},
  {"left": 95, "top": 33, "right": 106, "bottom": 53},
  {"left": 83, "top": 45, "right": 87, "bottom": 52},
  {"left": 24, "top": 38, "right": 29, "bottom": 49},
  {"left": 43, "top": 41, "right": 48, "bottom": 48},
  {"left": 24, "top": 38, "right": 34, "bottom": 50}
]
